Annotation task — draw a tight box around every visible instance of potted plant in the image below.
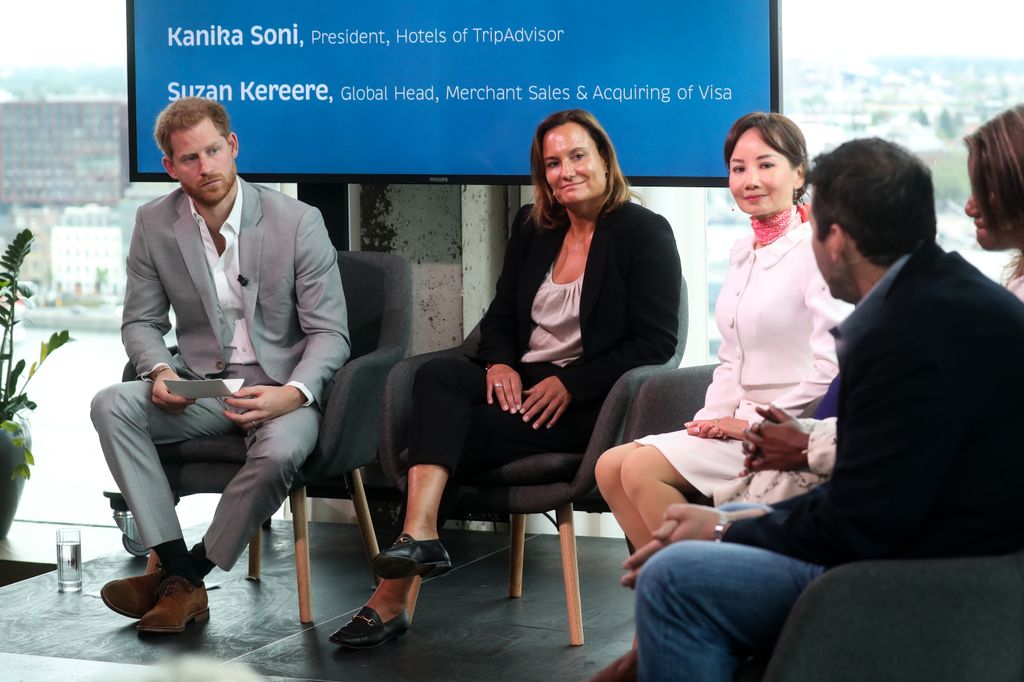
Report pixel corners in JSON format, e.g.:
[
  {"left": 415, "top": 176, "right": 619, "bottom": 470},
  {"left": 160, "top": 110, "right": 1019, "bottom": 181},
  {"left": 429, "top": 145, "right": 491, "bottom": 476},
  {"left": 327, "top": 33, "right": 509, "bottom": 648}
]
[{"left": 0, "top": 229, "right": 71, "bottom": 537}]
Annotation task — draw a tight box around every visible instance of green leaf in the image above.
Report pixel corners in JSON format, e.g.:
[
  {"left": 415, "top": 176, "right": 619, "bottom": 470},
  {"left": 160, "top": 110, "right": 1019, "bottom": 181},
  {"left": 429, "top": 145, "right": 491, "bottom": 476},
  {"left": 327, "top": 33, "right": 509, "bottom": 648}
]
[
  {"left": 8, "top": 359, "right": 24, "bottom": 392},
  {"left": 13, "top": 463, "right": 30, "bottom": 480},
  {"left": 0, "top": 230, "right": 35, "bottom": 275},
  {"left": 0, "top": 230, "right": 72, "bottom": 464},
  {"left": 16, "top": 282, "right": 36, "bottom": 300},
  {"left": 46, "top": 330, "right": 73, "bottom": 354}
]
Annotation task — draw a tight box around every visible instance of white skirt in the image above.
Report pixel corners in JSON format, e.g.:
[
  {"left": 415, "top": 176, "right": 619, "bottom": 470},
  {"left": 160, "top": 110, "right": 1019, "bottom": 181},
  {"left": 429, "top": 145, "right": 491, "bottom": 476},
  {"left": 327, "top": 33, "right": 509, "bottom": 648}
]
[{"left": 635, "top": 429, "right": 746, "bottom": 498}]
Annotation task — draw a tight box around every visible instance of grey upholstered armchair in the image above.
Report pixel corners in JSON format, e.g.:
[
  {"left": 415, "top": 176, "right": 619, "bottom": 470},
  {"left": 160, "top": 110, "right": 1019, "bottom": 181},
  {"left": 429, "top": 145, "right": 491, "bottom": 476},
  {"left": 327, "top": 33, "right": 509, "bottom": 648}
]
[
  {"left": 621, "top": 365, "right": 1024, "bottom": 682},
  {"left": 119, "top": 250, "right": 411, "bottom": 624},
  {"left": 377, "top": 278, "right": 688, "bottom": 646}
]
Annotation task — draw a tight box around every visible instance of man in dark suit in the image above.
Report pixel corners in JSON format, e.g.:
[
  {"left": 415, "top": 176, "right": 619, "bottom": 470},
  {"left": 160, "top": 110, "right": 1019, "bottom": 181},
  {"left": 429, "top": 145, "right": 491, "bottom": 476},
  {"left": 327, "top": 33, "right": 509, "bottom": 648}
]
[
  {"left": 611, "top": 138, "right": 1024, "bottom": 681},
  {"left": 90, "top": 98, "right": 350, "bottom": 634}
]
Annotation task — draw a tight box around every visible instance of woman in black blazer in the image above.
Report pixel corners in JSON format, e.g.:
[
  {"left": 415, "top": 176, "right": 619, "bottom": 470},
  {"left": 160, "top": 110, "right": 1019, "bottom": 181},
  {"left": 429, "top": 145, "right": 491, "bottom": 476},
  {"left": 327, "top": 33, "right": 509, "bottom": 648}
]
[{"left": 330, "top": 109, "right": 682, "bottom": 649}]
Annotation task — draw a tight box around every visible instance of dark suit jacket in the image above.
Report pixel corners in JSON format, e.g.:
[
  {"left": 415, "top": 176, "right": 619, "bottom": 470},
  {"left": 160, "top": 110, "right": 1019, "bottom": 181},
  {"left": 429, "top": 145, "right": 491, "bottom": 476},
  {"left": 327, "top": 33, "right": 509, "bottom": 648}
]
[
  {"left": 475, "top": 201, "right": 681, "bottom": 406},
  {"left": 728, "top": 242, "right": 1024, "bottom": 566}
]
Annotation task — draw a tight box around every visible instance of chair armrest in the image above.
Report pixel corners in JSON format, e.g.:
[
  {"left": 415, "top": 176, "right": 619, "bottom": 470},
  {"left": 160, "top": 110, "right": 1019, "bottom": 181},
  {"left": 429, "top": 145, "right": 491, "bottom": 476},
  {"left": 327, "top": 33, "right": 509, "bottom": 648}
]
[
  {"left": 621, "top": 364, "right": 716, "bottom": 442},
  {"left": 307, "top": 342, "right": 407, "bottom": 481},
  {"left": 762, "top": 551, "right": 1024, "bottom": 682},
  {"left": 377, "top": 344, "right": 467, "bottom": 487},
  {"left": 568, "top": 361, "right": 686, "bottom": 501}
]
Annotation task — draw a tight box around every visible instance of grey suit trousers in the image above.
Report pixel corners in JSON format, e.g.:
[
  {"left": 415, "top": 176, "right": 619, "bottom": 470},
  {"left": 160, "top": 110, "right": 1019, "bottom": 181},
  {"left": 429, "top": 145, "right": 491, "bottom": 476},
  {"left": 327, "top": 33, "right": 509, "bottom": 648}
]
[{"left": 90, "top": 363, "right": 319, "bottom": 571}]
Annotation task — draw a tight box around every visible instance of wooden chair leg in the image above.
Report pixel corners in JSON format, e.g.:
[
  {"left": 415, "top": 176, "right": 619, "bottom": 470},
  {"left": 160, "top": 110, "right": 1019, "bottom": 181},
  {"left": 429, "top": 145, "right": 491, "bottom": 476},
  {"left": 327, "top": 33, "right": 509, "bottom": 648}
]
[
  {"left": 350, "top": 468, "right": 381, "bottom": 586},
  {"left": 145, "top": 550, "right": 160, "bottom": 575},
  {"left": 509, "top": 513, "right": 526, "bottom": 598},
  {"left": 406, "top": 575, "right": 422, "bottom": 625},
  {"left": 291, "top": 487, "right": 313, "bottom": 624},
  {"left": 247, "top": 529, "right": 262, "bottom": 582},
  {"left": 556, "top": 503, "right": 584, "bottom": 646}
]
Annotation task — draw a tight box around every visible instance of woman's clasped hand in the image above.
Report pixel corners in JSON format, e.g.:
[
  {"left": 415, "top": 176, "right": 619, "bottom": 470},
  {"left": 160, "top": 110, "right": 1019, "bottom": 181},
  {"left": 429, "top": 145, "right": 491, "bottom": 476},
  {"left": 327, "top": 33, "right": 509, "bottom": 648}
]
[{"left": 486, "top": 363, "right": 572, "bottom": 429}]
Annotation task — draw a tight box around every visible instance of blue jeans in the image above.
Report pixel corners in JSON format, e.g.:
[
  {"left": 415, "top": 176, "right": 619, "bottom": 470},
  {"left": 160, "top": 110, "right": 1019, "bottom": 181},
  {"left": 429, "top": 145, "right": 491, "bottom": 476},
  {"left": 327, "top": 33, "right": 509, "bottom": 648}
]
[{"left": 635, "top": 540, "right": 825, "bottom": 682}]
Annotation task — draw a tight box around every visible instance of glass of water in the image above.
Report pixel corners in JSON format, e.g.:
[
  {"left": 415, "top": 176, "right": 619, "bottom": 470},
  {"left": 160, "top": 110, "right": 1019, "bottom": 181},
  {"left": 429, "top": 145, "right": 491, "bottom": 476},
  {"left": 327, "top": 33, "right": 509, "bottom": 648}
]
[{"left": 56, "top": 528, "right": 82, "bottom": 592}]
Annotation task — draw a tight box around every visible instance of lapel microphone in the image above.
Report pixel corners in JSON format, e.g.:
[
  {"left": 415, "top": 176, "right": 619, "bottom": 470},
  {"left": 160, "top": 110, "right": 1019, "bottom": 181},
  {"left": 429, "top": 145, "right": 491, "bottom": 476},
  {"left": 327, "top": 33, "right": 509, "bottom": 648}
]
[{"left": 237, "top": 274, "right": 250, "bottom": 287}]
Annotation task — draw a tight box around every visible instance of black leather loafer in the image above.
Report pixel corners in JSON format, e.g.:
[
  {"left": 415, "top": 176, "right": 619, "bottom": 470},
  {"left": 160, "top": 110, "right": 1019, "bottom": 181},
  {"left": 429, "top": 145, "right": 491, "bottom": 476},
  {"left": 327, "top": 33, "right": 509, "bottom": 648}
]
[
  {"left": 329, "top": 606, "right": 409, "bottom": 649},
  {"left": 371, "top": 533, "right": 452, "bottom": 579}
]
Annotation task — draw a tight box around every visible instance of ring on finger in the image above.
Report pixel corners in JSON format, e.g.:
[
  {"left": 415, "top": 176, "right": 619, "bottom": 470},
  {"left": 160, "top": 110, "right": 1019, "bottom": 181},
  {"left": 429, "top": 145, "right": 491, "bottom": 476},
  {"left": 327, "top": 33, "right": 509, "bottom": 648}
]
[{"left": 494, "top": 382, "right": 503, "bottom": 389}]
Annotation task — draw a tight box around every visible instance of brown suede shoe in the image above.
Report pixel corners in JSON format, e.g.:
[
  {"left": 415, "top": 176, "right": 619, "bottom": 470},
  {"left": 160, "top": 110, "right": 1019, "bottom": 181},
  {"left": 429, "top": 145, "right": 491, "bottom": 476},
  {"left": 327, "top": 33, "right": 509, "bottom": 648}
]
[
  {"left": 100, "top": 570, "right": 166, "bottom": 619},
  {"left": 136, "top": 576, "right": 209, "bottom": 634}
]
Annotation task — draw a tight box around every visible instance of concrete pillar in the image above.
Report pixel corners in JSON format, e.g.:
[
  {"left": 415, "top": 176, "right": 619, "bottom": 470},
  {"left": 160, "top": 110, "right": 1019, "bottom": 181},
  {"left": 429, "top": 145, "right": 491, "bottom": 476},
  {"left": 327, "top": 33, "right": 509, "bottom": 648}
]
[
  {"left": 460, "top": 185, "right": 508, "bottom": 329},
  {"left": 358, "top": 183, "right": 463, "bottom": 354}
]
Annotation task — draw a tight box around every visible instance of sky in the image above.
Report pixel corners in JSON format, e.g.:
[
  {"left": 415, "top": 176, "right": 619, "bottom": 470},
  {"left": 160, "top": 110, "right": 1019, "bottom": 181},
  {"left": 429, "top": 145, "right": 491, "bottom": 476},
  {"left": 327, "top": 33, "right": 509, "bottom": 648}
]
[
  {"left": 0, "top": 1, "right": 126, "bottom": 67},
  {"left": 0, "top": 0, "right": 1021, "bottom": 67},
  {"left": 780, "top": 0, "right": 1024, "bottom": 60}
]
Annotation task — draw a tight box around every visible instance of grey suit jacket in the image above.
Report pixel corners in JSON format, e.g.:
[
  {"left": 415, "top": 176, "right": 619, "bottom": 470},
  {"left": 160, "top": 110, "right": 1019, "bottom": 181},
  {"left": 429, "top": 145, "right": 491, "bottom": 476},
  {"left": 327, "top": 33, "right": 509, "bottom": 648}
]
[{"left": 121, "top": 178, "right": 350, "bottom": 405}]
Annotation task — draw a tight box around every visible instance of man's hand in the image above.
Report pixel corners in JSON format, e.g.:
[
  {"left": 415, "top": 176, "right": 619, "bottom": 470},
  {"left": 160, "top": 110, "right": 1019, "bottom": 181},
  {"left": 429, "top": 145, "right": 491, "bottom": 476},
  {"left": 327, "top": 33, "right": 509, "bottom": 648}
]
[
  {"left": 621, "top": 504, "right": 720, "bottom": 587},
  {"left": 621, "top": 504, "right": 767, "bottom": 588},
  {"left": 521, "top": 376, "right": 572, "bottom": 429},
  {"left": 486, "top": 363, "right": 523, "bottom": 413},
  {"left": 685, "top": 417, "right": 749, "bottom": 440},
  {"left": 223, "top": 385, "right": 305, "bottom": 430},
  {"left": 150, "top": 367, "right": 195, "bottom": 414},
  {"left": 741, "top": 404, "right": 811, "bottom": 474}
]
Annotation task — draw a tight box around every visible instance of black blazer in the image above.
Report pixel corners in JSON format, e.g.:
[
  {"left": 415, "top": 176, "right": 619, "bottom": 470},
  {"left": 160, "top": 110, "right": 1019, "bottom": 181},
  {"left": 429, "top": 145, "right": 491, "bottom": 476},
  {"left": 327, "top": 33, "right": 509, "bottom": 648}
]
[
  {"left": 475, "top": 201, "right": 682, "bottom": 406},
  {"left": 728, "top": 242, "right": 1024, "bottom": 566}
]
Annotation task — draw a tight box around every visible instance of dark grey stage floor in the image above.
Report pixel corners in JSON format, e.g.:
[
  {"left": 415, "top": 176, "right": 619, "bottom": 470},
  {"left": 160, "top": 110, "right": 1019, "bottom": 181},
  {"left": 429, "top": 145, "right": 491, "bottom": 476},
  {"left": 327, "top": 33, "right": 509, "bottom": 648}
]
[{"left": 0, "top": 521, "right": 636, "bottom": 681}]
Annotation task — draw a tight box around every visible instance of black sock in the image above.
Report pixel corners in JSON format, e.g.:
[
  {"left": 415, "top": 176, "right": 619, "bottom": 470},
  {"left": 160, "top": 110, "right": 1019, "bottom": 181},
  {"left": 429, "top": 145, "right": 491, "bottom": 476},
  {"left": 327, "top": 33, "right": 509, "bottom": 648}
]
[
  {"left": 189, "top": 540, "right": 216, "bottom": 579},
  {"left": 153, "top": 539, "right": 203, "bottom": 586}
]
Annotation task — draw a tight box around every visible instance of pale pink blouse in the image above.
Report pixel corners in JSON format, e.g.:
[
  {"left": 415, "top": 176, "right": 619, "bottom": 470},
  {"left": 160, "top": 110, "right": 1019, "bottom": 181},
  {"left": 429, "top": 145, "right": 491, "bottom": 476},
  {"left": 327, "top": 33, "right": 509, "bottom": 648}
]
[{"left": 520, "top": 269, "right": 584, "bottom": 367}]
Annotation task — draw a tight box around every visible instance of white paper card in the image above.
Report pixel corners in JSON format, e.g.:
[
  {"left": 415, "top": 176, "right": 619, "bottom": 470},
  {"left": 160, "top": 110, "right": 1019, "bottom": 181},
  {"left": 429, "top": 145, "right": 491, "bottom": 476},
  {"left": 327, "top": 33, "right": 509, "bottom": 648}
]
[{"left": 164, "top": 378, "right": 245, "bottom": 399}]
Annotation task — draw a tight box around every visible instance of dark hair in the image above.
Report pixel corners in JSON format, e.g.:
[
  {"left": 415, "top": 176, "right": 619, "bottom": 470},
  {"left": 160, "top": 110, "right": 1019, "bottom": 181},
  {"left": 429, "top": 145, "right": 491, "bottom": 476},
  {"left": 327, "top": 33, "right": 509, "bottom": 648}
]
[
  {"left": 808, "top": 138, "right": 936, "bottom": 266},
  {"left": 964, "top": 104, "right": 1024, "bottom": 279},
  {"left": 154, "top": 97, "right": 232, "bottom": 159},
  {"left": 529, "top": 109, "right": 631, "bottom": 229},
  {"left": 723, "top": 112, "right": 809, "bottom": 204}
]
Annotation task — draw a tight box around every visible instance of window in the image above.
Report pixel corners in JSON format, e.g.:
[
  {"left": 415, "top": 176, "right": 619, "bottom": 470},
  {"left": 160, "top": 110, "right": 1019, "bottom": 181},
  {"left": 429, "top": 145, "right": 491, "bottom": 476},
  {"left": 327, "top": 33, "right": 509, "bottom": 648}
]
[
  {"left": 705, "top": 0, "right": 1024, "bottom": 357},
  {"left": 1, "top": 2, "right": 200, "bottom": 527}
]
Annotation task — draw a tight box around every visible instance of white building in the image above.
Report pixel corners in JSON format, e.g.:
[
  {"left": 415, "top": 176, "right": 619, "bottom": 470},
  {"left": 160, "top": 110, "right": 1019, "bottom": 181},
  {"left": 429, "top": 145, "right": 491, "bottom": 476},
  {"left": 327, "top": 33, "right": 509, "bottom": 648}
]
[{"left": 51, "top": 205, "right": 124, "bottom": 297}]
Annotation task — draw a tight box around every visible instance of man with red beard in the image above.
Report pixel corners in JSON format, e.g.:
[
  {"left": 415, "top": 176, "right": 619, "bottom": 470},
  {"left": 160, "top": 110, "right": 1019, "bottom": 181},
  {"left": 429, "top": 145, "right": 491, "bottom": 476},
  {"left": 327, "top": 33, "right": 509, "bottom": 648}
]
[{"left": 91, "top": 98, "right": 349, "bottom": 634}]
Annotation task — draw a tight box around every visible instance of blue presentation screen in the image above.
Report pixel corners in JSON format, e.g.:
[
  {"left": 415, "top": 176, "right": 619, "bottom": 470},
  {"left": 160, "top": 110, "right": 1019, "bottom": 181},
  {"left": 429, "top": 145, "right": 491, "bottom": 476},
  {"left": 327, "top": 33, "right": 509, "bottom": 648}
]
[{"left": 128, "top": 1, "right": 779, "bottom": 185}]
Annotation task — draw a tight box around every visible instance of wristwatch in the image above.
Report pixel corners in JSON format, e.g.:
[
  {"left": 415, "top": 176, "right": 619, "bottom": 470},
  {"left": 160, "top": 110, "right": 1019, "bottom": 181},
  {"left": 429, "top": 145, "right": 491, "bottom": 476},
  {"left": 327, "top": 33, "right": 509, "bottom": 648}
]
[{"left": 713, "top": 513, "right": 732, "bottom": 543}]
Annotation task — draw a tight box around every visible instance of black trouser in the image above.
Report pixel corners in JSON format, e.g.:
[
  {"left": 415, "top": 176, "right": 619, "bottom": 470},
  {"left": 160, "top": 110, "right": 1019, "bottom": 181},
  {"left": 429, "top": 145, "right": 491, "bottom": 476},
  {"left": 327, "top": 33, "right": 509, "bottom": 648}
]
[
  {"left": 401, "top": 356, "right": 600, "bottom": 531},
  {"left": 407, "top": 356, "right": 599, "bottom": 473}
]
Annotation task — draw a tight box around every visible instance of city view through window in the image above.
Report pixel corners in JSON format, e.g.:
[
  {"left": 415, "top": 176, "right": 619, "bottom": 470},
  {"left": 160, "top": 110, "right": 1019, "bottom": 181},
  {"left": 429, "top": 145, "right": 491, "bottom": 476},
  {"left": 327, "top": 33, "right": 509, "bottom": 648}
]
[
  {"left": 1, "top": 1, "right": 1022, "bottom": 526},
  {"left": 706, "top": 2, "right": 1024, "bottom": 354}
]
